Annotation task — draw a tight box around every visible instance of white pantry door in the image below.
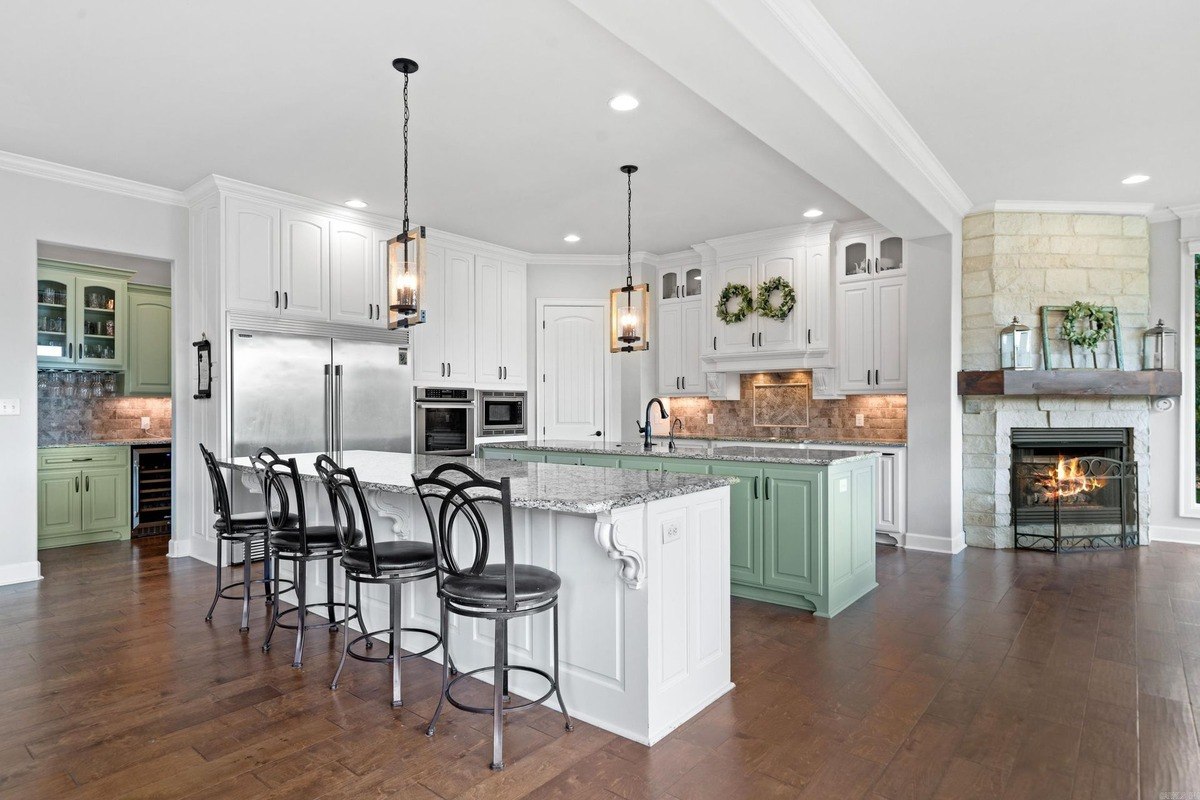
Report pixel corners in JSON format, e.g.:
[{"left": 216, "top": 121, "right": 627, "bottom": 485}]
[{"left": 539, "top": 303, "right": 607, "bottom": 441}]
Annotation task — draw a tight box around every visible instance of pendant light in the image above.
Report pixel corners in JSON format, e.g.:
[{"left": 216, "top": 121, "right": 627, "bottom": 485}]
[
  {"left": 610, "top": 164, "right": 650, "bottom": 353},
  {"left": 387, "top": 57, "right": 427, "bottom": 330}
]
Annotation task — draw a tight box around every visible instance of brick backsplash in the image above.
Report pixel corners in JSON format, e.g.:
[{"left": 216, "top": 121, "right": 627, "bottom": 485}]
[
  {"left": 667, "top": 372, "right": 906, "bottom": 442},
  {"left": 39, "top": 393, "right": 171, "bottom": 445}
]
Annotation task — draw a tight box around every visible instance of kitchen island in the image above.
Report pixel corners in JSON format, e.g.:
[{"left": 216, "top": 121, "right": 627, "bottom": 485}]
[
  {"left": 481, "top": 440, "right": 879, "bottom": 619},
  {"left": 222, "top": 450, "right": 734, "bottom": 745}
]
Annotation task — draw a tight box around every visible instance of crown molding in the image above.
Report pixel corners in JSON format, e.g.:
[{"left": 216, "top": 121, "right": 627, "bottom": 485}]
[
  {"left": 756, "top": 0, "right": 973, "bottom": 219},
  {"left": 1169, "top": 203, "right": 1200, "bottom": 222},
  {"left": 525, "top": 251, "right": 658, "bottom": 269},
  {"left": 0, "top": 149, "right": 186, "bottom": 206},
  {"left": 1148, "top": 208, "right": 1181, "bottom": 224},
  {"left": 972, "top": 200, "right": 1156, "bottom": 217}
]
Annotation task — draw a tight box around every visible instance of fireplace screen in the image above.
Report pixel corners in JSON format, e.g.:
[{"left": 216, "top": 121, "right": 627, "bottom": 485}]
[{"left": 1011, "top": 428, "right": 1138, "bottom": 552}]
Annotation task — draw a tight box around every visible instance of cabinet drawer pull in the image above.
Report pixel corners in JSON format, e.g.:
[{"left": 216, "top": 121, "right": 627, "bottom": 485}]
[
  {"left": 866, "top": 370, "right": 871, "bottom": 385},
  {"left": 503, "top": 366, "right": 507, "bottom": 380},
  {"left": 807, "top": 329, "right": 811, "bottom": 345},
  {"left": 713, "top": 336, "right": 717, "bottom": 351},
  {"left": 69, "top": 342, "right": 73, "bottom": 358},
  {"left": 752, "top": 476, "right": 758, "bottom": 499},
  {"left": 283, "top": 291, "right": 288, "bottom": 309},
  {"left": 447, "top": 362, "right": 451, "bottom": 377},
  {"left": 765, "top": 477, "right": 771, "bottom": 500},
  {"left": 875, "top": 369, "right": 879, "bottom": 385},
  {"left": 71, "top": 457, "right": 93, "bottom": 462},
  {"left": 274, "top": 290, "right": 280, "bottom": 308},
  {"left": 85, "top": 476, "right": 90, "bottom": 491},
  {"left": 758, "top": 332, "right": 763, "bottom": 347},
  {"left": 75, "top": 476, "right": 80, "bottom": 492},
  {"left": 682, "top": 377, "right": 686, "bottom": 390}
]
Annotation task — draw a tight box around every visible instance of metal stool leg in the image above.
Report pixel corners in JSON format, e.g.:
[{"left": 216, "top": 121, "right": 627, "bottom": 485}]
[
  {"left": 326, "top": 558, "right": 337, "bottom": 631},
  {"left": 239, "top": 540, "right": 252, "bottom": 632},
  {"left": 292, "top": 561, "right": 307, "bottom": 668},
  {"left": 355, "top": 580, "right": 371, "bottom": 649},
  {"left": 426, "top": 600, "right": 451, "bottom": 737},
  {"left": 331, "top": 571, "right": 352, "bottom": 690},
  {"left": 205, "top": 539, "right": 222, "bottom": 622},
  {"left": 491, "top": 617, "right": 507, "bottom": 770},
  {"left": 390, "top": 581, "right": 403, "bottom": 707},
  {"left": 263, "top": 549, "right": 274, "bottom": 605},
  {"left": 552, "top": 604, "right": 574, "bottom": 731},
  {"left": 263, "top": 551, "right": 281, "bottom": 652}
]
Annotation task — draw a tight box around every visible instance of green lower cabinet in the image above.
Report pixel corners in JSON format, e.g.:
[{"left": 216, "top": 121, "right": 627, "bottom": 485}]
[
  {"left": 615, "top": 455, "right": 662, "bottom": 472},
  {"left": 37, "top": 446, "right": 131, "bottom": 549},
  {"left": 544, "top": 453, "right": 582, "bottom": 465},
  {"left": 710, "top": 463, "right": 764, "bottom": 587},
  {"left": 579, "top": 454, "right": 620, "bottom": 468},
  {"left": 659, "top": 458, "right": 711, "bottom": 476},
  {"left": 512, "top": 452, "right": 546, "bottom": 463},
  {"left": 762, "top": 469, "right": 821, "bottom": 596}
]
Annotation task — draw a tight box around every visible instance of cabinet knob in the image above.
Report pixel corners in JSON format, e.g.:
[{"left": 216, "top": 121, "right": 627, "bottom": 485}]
[{"left": 593, "top": 430, "right": 603, "bottom": 437}]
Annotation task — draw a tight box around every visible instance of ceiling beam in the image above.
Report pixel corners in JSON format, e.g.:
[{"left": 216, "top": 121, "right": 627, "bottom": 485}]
[{"left": 568, "top": 0, "right": 972, "bottom": 238}]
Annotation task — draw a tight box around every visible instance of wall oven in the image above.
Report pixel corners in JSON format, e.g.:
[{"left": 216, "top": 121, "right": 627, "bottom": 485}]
[
  {"left": 478, "top": 390, "right": 527, "bottom": 437},
  {"left": 414, "top": 387, "right": 475, "bottom": 455}
]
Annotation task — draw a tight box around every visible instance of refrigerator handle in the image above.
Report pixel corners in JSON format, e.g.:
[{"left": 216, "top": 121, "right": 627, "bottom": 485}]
[
  {"left": 334, "top": 365, "right": 344, "bottom": 452},
  {"left": 324, "top": 364, "right": 333, "bottom": 452}
]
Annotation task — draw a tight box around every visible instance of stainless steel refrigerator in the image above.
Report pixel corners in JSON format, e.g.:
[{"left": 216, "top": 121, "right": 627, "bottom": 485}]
[{"left": 230, "top": 330, "right": 412, "bottom": 457}]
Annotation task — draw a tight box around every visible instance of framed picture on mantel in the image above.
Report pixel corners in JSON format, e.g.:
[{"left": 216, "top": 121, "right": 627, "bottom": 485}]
[{"left": 1040, "top": 304, "right": 1124, "bottom": 370}]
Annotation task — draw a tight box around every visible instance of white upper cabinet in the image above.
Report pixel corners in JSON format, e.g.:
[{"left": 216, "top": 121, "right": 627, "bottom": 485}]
[
  {"left": 838, "top": 232, "right": 906, "bottom": 283},
  {"left": 279, "top": 210, "right": 330, "bottom": 321},
  {"left": 656, "top": 303, "right": 683, "bottom": 394},
  {"left": 804, "top": 243, "right": 831, "bottom": 351},
  {"left": 660, "top": 266, "right": 703, "bottom": 303},
  {"left": 680, "top": 301, "right": 704, "bottom": 392},
  {"left": 835, "top": 228, "right": 906, "bottom": 394},
  {"left": 412, "top": 244, "right": 449, "bottom": 384},
  {"left": 713, "top": 258, "right": 757, "bottom": 354},
  {"left": 756, "top": 249, "right": 801, "bottom": 351},
  {"left": 329, "top": 220, "right": 378, "bottom": 326},
  {"left": 873, "top": 276, "right": 907, "bottom": 390},
  {"left": 225, "top": 196, "right": 280, "bottom": 314},
  {"left": 475, "top": 255, "right": 503, "bottom": 382},
  {"left": 836, "top": 283, "right": 873, "bottom": 393},
  {"left": 498, "top": 260, "right": 527, "bottom": 385}
]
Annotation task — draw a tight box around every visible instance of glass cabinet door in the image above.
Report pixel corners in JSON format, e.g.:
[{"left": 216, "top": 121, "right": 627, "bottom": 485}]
[
  {"left": 876, "top": 235, "right": 904, "bottom": 274},
  {"left": 841, "top": 238, "right": 872, "bottom": 281},
  {"left": 37, "top": 271, "right": 76, "bottom": 364},
  {"left": 660, "top": 269, "right": 680, "bottom": 301},
  {"left": 684, "top": 267, "right": 702, "bottom": 297},
  {"left": 75, "top": 277, "right": 125, "bottom": 368}
]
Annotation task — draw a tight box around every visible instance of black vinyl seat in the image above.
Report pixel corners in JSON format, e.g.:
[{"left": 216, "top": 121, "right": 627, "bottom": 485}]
[
  {"left": 201, "top": 443, "right": 285, "bottom": 632},
  {"left": 413, "top": 462, "right": 573, "bottom": 771},
  {"left": 316, "top": 455, "right": 448, "bottom": 708},
  {"left": 254, "top": 448, "right": 368, "bottom": 669}
]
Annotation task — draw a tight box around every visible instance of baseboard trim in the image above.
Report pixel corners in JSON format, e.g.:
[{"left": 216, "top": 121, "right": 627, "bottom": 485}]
[
  {"left": 0, "top": 560, "right": 43, "bottom": 586},
  {"left": 1147, "top": 524, "right": 1200, "bottom": 546},
  {"left": 904, "top": 531, "right": 967, "bottom": 554}
]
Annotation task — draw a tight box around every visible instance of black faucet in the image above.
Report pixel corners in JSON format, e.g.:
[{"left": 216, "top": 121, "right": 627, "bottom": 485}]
[
  {"left": 637, "top": 397, "right": 669, "bottom": 450},
  {"left": 669, "top": 417, "right": 683, "bottom": 450}
]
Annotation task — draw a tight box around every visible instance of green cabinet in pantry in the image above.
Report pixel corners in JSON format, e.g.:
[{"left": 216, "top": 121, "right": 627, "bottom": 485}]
[
  {"left": 37, "top": 260, "right": 131, "bottom": 371},
  {"left": 125, "top": 283, "right": 172, "bottom": 395},
  {"left": 37, "top": 446, "right": 131, "bottom": 549},
  {"left": 480, "top": 446, "right": 877, "bottom": 617}
]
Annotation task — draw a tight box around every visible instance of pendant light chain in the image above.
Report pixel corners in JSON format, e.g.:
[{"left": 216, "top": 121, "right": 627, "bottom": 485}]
[
  {"left": 402, "top": 70, "right": 410, "bottom": 233},
  {"left": 625, "top": 168, "right": 633, "bottom": 289}
]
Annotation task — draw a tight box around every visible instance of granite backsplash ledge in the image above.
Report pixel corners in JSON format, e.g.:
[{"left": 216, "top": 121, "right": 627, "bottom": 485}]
[
  {"left": 39, "top": 394, "right": 171, "bottom": 446},
  {"left": 668, "top": 371, "right": 906, "bottom": 443}
]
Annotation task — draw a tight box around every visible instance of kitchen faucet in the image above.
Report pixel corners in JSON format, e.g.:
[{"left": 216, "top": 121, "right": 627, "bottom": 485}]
[
  {"left": 637, "top": 397, "right": 669, "bottom": 450},
  {"left": 669, "top": 418, "right": 683, "bottom": 451}
]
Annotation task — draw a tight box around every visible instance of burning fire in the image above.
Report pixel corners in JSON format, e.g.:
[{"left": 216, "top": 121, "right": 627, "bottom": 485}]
[{"left": 1034, "top": 456, "right": 1106, "bottom": 500}]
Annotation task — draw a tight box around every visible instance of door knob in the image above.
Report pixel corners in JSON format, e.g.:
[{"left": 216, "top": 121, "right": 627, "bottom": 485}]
[{"left": 593, "top": 431, "right": 603, "bottom": 437}]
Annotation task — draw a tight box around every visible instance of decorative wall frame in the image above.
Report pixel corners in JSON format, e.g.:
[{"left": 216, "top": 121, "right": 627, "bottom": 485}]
[{"left": 1039, "top": 305, "right": 1124, "bottom": 369}]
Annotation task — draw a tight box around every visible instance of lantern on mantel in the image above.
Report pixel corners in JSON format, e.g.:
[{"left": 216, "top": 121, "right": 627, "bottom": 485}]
[
  {"left": 386, "top": 56, "right": 427, "bottom": 330},
  {"left": 610, "top": 165, "right": 651, "bottom": 353},
  {"left": 1142, "top": 319, "right": 1178, "bottom": 371},
  {"left": 999, "top": 316, "right": 1034, "bottom": 370}
]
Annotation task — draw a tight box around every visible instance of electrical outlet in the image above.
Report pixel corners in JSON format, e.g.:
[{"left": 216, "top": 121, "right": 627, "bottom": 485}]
[
  {"left": 855, "top": 413, "right": 865, "bottom": 427},
  {"left": 0, "top": 399, "right": 18, "bottom": 416},
  {"left": 706, "top": 413, "right": 714, "bottom": 425},
  {"left": 662, "top": 522, "right": 681, "bottom": 544},
  {"left": 140, "top": 416, "right": 151, "bottom": 430}
]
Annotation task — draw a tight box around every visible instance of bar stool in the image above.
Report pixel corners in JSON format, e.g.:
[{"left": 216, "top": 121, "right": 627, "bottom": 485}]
[
  {"left": 315, "top": 454, "right": 448, "bottom": 708},
  {"left": 253, "top": 448, "right": 369, "bottom": 668},
  {"left": 200, "top": 443, "right": 294, "bottom": 631},
  {"left": 412, "top": 462, "right": 573, "bottom": 771}
]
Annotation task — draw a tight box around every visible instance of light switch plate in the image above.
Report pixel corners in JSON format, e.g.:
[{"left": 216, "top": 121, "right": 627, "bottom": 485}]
[
  {"left": 855, "top": 413, "right": 865, "bottom": 427},
  {"left": 140, "top": 416, "right": 151, "bottom": 430},
  {"left": 0, "top": 399, "right": 19, "bottom": 416},
  {"left": 663, "top": 522, "right": 681, "bottom": 544},
  {"left": 706, "top": 413, "right": 714, "bottom": 425}
]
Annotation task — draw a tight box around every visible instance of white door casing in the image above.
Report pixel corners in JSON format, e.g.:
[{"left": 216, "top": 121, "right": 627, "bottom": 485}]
[{"left": 538, "top": 302, "right": 608, "bottom": 441}]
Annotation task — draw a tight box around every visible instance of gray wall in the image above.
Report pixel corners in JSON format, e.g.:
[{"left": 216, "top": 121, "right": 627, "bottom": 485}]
[
  {"left": 1147, "top": 217, "right": 1199, "bottom": 541},
  {"left": 0, "top": 169, "right": 189, "bottom": 583},
  {"left": 907, "top": 233, "right": 964, "bottom": 551}
]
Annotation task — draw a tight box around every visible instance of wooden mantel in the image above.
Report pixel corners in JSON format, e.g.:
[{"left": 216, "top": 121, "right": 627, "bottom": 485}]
[{"left": 957, "top": 369, "right": 1182, "bottom": 397}]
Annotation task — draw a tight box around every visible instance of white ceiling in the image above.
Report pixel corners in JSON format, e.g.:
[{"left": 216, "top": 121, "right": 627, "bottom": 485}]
[
  {"left": 808, "top": 0, "right": 1200, "bottom": 210},
  {"left": 0, "top": 0, "right": 864, "bottom": 254}
]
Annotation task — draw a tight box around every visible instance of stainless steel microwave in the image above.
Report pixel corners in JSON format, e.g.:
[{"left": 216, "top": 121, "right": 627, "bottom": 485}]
[{"left": 477, "top": 390, "right": 527, "bottom": 437}]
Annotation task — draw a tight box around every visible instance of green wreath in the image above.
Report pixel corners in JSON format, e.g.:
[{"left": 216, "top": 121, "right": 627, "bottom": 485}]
[
  {"left": 1060, "top": 301, "right": 1116, "bottom": 351},
  {"left": 716, "top": 283, "right": 754, "bottom": 324},
  {"left": 756, "top": 276, "right": 796, "bottom": 321}
]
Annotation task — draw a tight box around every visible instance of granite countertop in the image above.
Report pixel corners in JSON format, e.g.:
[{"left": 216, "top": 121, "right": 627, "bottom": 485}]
[
  {"left": 220, "top": 450, "right": 735, "bottom": 515},
  {"left": 40, "top": 438, "right": 172, "bottom": 449},
  {"left": 672, "top": 434, "right": 906, "bottom": 449},
  {"left": 483, "top": 439, "right": 880, "bottom": 466}
]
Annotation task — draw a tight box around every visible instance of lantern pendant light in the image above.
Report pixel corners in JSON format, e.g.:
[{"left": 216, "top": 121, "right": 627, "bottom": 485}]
[
  {"left": 610, "top": 164, "right": 651, "bottom": 353},
  {"left": 387, "top": 57, "right": 427, "bottom": 330}
]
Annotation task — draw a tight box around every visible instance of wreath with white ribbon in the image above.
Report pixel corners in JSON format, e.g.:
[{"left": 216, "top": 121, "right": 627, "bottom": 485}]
[
  {"left": 1060, "top": 301, "right": 1115, "bottom": 352},
  {"left": 716, "top": 283, "right": 754, "bottom": 325},
  {"left": 756, "top": 276, "right": 796, "bottom": 322}
]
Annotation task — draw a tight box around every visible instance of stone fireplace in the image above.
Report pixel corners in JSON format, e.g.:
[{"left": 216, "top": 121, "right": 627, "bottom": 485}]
[{"left": 960, "top": 211, "right": 1151, "bottom": 548}]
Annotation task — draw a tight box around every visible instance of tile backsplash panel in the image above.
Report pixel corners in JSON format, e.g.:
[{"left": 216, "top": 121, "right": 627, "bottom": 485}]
[
  {"left": 39, "top": 393, "right": 172, "bottom": 445},
  {"left": 669, "top": 372, "right": 906, "bottom": 443}
]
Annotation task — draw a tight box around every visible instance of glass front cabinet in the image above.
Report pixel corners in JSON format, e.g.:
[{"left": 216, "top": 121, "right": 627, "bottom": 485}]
[
  {"left": 837, "top": 232, "right": 905, "bottom": 282},
  {"left": 37, "top": 261, "right": 130, "bottom": 371},
  {"left": 659, "top": 265, "right": 703, "bottom": 302}
]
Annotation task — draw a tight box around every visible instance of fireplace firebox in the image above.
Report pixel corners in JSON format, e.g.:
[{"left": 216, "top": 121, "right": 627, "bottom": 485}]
[{"left": 1010, "top": 427, "right": 1138, "bottom": 552}]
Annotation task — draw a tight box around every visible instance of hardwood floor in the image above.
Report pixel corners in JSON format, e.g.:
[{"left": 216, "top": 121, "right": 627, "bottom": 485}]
[{"left": 2, "top": 539, "right": 1198, "bottom": 799}]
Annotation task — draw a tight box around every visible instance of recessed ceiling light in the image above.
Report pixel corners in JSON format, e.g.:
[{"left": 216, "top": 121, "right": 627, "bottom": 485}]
[
  {"left": 803, "top": 208, "right": 823, "bottom": 218},
  {"left": 563, "top": 234, "right": 581, "bottom": 243},
  {"left": 609, "top": 94, "right": 639, "bottom": 111},
  {"left": 1121, "top": 174, "right": 1150, "bottom": 185},
  {"left": 344, "top": 199, "right": 368, "bottom": 208}
]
